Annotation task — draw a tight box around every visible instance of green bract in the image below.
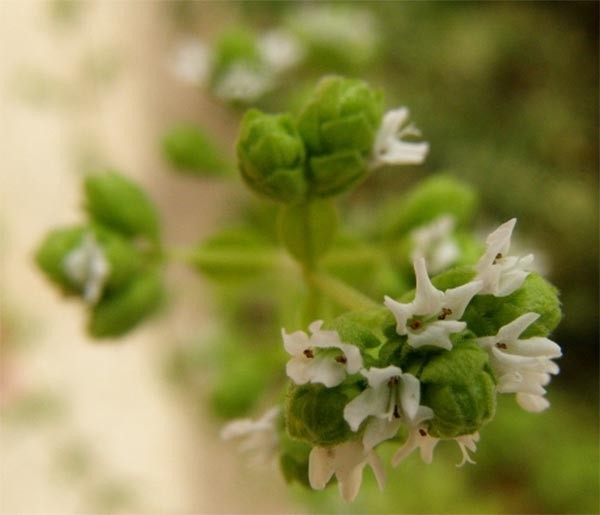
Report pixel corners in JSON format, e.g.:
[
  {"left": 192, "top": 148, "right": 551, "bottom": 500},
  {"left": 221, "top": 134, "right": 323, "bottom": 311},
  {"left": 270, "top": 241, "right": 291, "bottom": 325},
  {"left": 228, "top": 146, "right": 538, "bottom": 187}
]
[
  {"left": 463, "top": 273, "right": 562, "bottom": 338},
  {"left": 419, "top": 339, "right": 496, "bottom": 438},
  {"left": 297, "top": 76, "right": 383, "bottom": 197},
  {"left": 88, "top": 270, "right": 164, "bottom": 338},
  {"left": 237, "top": 109, "right": 308, "bottom": 203},
  {"left": 286, "top": 383, "right": 356, "bottom": 447},
  {"left": 84, "top": 172, "right": 161, "bottom": 241},
  {"left": 279, "top": 430, "right": 312, "bottom": 488}
]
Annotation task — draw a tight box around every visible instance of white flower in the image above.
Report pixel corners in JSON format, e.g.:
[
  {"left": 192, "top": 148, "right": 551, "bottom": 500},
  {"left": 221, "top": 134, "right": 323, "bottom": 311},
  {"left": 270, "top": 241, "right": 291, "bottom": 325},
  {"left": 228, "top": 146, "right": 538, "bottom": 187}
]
[
  {"left": 308, "top": 440, "right": 385, "bottom": 502},
  {"left": 343, "top": 366, "right": 433, "bottom": 451},
  {"left": 258, "top": 29, "right": 304, "bottom": 74},
  {"left": 475, "top": 313, "right": 561, "bottom": 412},
  {"left": 475, "top": 218, "right": 534, "bottom": 297},
  {"left": 282, "top": 321, "right": 362, "bottom": 387},
  {"left": 411, "top": 215, "right": 460, "bottom": 275},
  {"left": 220, "top": 407, "right": 280, "bottom": 466},
  {"left": 63, "top": 233, "right": 110, "bottom": 304},
  {"left": 384, "top": 258, "right": 482, "bottom": 350},
  {"left": 392, "top": 425, "right": 480, "bottom": 468},
  {"left": 370, "top": 108, "right": 429, "bottom": 170},
  {"left": 170, "top": 39, "right": 211, "bottom": 85},
  {"left": 214, "top": 63, "right": 274, "bottom": 103}
]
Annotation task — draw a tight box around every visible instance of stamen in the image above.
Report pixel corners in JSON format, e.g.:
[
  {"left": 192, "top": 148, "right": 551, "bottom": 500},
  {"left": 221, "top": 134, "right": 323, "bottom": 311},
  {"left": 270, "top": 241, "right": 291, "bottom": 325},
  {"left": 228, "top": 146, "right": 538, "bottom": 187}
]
[
  {"left": 495, "top": 342, "right": 508, "bottom": 350},
  {"left": 388, "top": 376, "right": 399, "bottom": 386},
  {"left": 409, "top": 319, "right": 422, "bottom": 330},
  {"left": 335, "top": 355, "right": 347, "bottom": 364},
  {"left": 393, "top": 405, "right": 401, "bottom": 419},
  {"left": 303, "top": 349, "right": 314, "bottom": 358},
  {"left": 493, "top": 252, "right": 503, "bottom": 264},
  {"left": 419, "top": 428, "right": 427, "bottom": 436},
  {"left": 438, "top": 307, "right": 453, "bottom": 320}
]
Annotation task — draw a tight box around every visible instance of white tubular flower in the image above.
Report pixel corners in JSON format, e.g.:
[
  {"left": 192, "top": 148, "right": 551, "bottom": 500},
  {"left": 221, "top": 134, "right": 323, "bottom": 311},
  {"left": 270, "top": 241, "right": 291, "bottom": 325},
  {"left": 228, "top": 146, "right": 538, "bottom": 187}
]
[
  {"left": 475, "top": 218, "right": 534, "bottom": 297},
  {"left": 214, "top": 63, "right": 274, "bottom": 103},
  {"left": 384, "top": 258, "right": 482, "bottom": 350},
  {"left": 370, "top": 108, "right": 429, "bottom": 170},
  {"left": 475, "top": 313, "right": 562, "bottom": 412},
  {"left": 308, "top": 440, "right": 385, "bottom": 502},
  {"left": 411, "top": 215, "right": 460, "bottom": 275},
  {"left": 170, "top": 39, "right": 211, "bottom": 85},
  {"left": 392, "top": 426, "right": 480, "bottom": 468},
  {"left": 282, "top": 321, "right": 362, "bottom": 387},
  {"left": 343, "top": 366, "right": 433, "bottom": 451},
  {"left": 258, "top": 29, "right": 304, "bottom": 74},
  {"left": 63, "top": 233, "right": 110, "bottom": 304},
  {"left": 220, "top": 407, "right": 280, "bottom": 466}
]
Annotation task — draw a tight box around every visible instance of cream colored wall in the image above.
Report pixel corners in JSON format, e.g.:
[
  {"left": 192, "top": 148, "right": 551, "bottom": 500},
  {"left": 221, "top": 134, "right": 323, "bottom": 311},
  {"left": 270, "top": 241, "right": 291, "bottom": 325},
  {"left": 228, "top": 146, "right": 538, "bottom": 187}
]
[{"left": 0, "top": 2, "right": 296, "bottom": 513}]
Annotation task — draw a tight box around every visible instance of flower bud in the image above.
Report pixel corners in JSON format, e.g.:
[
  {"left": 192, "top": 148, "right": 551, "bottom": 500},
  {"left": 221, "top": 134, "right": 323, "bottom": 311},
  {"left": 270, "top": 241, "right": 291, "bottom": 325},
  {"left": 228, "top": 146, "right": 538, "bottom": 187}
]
[
  {"left": 237, "top": 109, "right": 308, "bottom": 203},
  {"left": 286, "top": 383, "right": 356, "bottom": 447},
  {"left": 84, "top": 172, "right": 161, "bottom": 241},
  {"left": 88, "top": 270, "right": 163, "bottom": 338},
  {"left": 297, "top": 76, "right": 383, "bottom": 197},
  {"left": 419, "top": 339, "right": 496, "bottom": 438},
  {"left": 463, "top": 273, "right": 562, "bottom": 338}
]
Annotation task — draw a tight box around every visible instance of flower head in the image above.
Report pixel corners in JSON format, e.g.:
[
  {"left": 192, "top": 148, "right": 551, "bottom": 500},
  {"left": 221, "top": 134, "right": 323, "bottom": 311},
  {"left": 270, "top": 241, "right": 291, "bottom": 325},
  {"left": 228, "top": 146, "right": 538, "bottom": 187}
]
[
  {"left": 282, "top": 320, "right": 362, "bottom": 387},
  {"left": 214, "top": 63, "right": 274, "bottom": 103},
  {"left": 343, "top": 366, "right": 433, "bottom": 450},
  {"left": 411, "top": 215, "right": 459, "bottom": 275},
  {"left": 308, "top": 440, "right": 385, "bottom": 502},
  {"left": 384, "top": 258, "right": 482, "bottom": 350},
  {"left": 170, "top": 39, "right": 211, "bottom": 85},
  {"left": 220, "top": 407, "right": 280, "bottom": 466},
  {"left": 475, "top": 219, "right": 534, "bottom": 297},
  {"left": 63, "top": 233, "right": 110, "bottom": 304},
  {"left": 475, "top": 313, "right": 561, "bottom": 412},
  {"left": 370, "top": 108, "right": 429, "bottom": 170},
  {"left": 258, "top": 29, "right": 304, "bottom": 74}
]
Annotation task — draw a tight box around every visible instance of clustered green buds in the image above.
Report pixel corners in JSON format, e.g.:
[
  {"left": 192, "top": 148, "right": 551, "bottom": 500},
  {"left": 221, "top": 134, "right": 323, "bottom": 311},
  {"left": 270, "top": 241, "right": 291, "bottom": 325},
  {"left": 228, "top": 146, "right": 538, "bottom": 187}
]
[
  {"left": 36, "top": 171, "right": 164, "bottom": 338},
  {"left": 236, "top": 76, "right": 384, "bottom": 203}
]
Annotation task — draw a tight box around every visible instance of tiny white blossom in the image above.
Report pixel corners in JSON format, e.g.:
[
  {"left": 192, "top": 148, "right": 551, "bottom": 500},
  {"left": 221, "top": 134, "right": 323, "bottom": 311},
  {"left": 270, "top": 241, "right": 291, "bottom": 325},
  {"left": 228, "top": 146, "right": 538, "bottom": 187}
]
[
  {"left": 258, "top": 29, "right": 304, "bottom": 74},
  {"left": 475, "top": 218, "right": 534, "bottom": 297},
  {"left": 309, "top": 440, "right": 385, "bottom": 502},
  {"left": 282, "top": 321, "right": 362, "bottom": 387},
  {"left": 214, "top": 63, "right": 274, "bottom": 103},
  {"left": 343, "top": 366, "right": 433, "bottom": 451},
  {"left": 392, "top": 425, "right": 480, "bottom": 468},
  {"left": 370, "top": 108, "right": 429, "bottom": 170},
  {"left": 170, "top": 39, "right": 211, "bottom": 85},
  {"left": 384, "top": 258, "right": 482, "bottom": 350},
  {"left": 63, "top": 233, "right": 110, "bottom": 304},
  {"left": 411, "top": 215, "right": 460, "bottom": 275},
  {"left": 475, "top": 313, "right": 561, "bottom": 412},
  {"left": 220, "top": 407, "right": 280, "bottom": 466}
]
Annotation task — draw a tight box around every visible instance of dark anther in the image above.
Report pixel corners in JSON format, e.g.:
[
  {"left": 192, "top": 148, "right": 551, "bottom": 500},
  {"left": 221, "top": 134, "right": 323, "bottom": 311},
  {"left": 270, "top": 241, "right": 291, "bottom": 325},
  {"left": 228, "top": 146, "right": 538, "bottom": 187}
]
[
  {"left": 493, "top": 252, "right": 503, "bottom": 264},
  {"left": 393, "top": 405, "right": 401, "bottom": 419},
  {"left": 438, "top": 307, "right": 453, "bottom": 320},
  {"left": 419, "top": 429, "right": 427, "bottom": 437},
  {"left": 409, "top": 319, "right": 422, "bottom": 330},
  {"left": 496, "top": 342, "right": 508, "bottom": 350},
  {"left": 388, "top": 376, "right": 399, "bottom": 387},
  {"left": 303, "top": 349, "right": 314, "bottom": 358},
  {"left": 335, "top": 355, "right": 347, "bottom": 364}
]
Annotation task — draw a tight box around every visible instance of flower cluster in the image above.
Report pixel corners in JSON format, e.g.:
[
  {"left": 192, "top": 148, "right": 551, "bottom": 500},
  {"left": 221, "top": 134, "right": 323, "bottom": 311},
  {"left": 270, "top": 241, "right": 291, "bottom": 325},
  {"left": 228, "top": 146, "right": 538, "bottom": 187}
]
[{"left": 278, "top": 219, "right": 561, "bottom": 501}]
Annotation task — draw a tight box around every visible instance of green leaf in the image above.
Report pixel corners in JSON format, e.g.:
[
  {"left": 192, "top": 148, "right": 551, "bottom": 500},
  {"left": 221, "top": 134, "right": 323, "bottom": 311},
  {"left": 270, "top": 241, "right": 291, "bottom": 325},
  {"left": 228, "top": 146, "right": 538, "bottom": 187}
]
[
  {"left": 278, "top": 200, "right": 338, "bottom": 266},
  {"left": 162, "top": 124, "right": 231, "bottom": 176},
  {"left": 84, "top": 171, "right": 161, "bottom": 241}
]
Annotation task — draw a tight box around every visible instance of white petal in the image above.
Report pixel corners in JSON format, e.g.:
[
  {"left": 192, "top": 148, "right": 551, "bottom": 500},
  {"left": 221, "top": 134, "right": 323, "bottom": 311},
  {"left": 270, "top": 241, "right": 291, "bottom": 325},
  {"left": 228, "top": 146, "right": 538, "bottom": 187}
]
[
  {"left": 412, "top": 258, "right": 444, "bottom": 314},
  {"left": 340, "top": 343, "right": 364, "bottom": 374},
  {"left": 308, "top": 357, "right": 347, "bottom": 388},
  {"left": 282, "top": 328, "right": 310, "bottom": 356},
  {"left": 308, "top": 447, "right": 335, "bottom": 490},
  {"left": 384, "top": 295, "right": 412, "bottom": 335},
  {"left": 344, "top": 384, "right": 389, "bottom": 431},
  {"left": 442, "top": 280, "right": 483, "bottom": 320},
  {"left": 361, "top": 366, "right": 404, "bottom": 389},
  {"left": 510, "top": 336, "right": 562, "bottom": 359},
  {"left": 337, "top": 464, "right": 364, "bottom": 502},
  {"left": 286, "top": 358, "right": 313, "bottom": 385},
  {"left": 408, "top": 320, "right": 465, "bottom": 350},
  {"left": 399, "top": 372, "right": 420, "bottom": 420},
  {"left": 366, "top": 450, "right": 386, "bottom": 491},
  {"left": 516, "top": 393, "right": 550, "bottom": 412},
  {"left": 362, "top": 418, "right": 402, "bottom": 451},
  {"left": 496, "top": 312, "right": 539, "bottom": 341}
]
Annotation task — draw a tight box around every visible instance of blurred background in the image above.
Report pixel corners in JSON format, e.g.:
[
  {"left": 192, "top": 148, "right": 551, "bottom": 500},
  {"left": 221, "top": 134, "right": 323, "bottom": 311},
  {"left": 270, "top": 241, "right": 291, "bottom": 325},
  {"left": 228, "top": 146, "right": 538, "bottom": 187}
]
[{"left": 0, "top": 1, "right": 598, "bottom": 513}]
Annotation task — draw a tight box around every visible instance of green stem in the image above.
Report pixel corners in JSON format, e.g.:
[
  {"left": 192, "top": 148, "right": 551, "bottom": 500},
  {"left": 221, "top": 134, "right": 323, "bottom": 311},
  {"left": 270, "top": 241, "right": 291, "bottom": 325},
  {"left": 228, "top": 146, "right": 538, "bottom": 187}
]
[{"left": 306, "top": 271, "right": 381, "bottom": 312}]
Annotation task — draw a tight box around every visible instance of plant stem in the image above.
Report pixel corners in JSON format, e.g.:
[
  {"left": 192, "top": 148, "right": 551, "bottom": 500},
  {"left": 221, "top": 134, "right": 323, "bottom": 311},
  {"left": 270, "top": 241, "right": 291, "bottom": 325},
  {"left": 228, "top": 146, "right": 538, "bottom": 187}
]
[{"left": 306, "top": 270, "right": 381, "bottom": 312}]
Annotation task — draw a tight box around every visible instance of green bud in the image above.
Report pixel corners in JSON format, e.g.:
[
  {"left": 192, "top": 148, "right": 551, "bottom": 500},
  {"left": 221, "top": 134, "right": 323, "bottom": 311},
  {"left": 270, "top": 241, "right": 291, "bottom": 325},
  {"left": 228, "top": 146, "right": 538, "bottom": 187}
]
[
  {"left": 297, "top": 76, "right": 383, "bottom": 197},
  {"left": 88, "top": 270, "right": 163, "bottom": 338},
  {"left": 237, "top": 109, "right": 307, "bottom": 203},
  {"left": 419, "top": 339, "right": 496, "bottom": 438},
  {"left": 278, "top": 200, "right": 337, "bottom": 265},
  {"left": 279, "top": 430, "right": 312, "bottom": 488},
  {"left": 162, "top": 123, "right": 230, "bottom": 176},
  {"left": 463, "top": 273, "right": 562, "bottom": 338},
  {"left": 325, "top": 310, "right": 389, "bottom": 350},
  {"left": 286, "top": 383, "right": 355, "bottom": 447},
  {"left": 84, "top": 172, "right": 161, "bottom": 241},
  {"left": 36, "top": 225, "right": 141, "bottom": 297},
  {"left": 380, "top": 175, "right": 478, "bottom": 238}
]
